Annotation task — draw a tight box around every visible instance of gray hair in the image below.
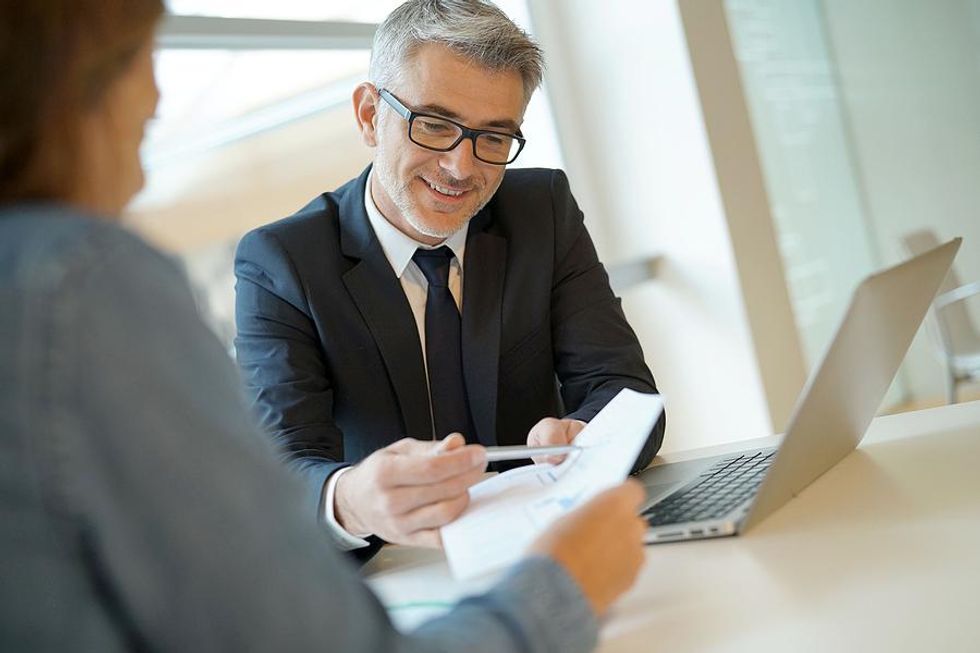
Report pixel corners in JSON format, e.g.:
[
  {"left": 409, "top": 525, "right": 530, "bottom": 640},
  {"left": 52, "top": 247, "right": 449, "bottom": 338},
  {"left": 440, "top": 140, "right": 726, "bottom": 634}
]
[{"left": 369, "top": 0, "right": 544, "bottom": 103}]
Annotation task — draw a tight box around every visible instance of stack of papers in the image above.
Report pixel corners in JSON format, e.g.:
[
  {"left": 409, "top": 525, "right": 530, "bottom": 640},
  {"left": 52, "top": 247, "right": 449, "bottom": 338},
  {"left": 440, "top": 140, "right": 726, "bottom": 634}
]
[{"left": 441, "top": 389, "right": 665, "bottom": 580}]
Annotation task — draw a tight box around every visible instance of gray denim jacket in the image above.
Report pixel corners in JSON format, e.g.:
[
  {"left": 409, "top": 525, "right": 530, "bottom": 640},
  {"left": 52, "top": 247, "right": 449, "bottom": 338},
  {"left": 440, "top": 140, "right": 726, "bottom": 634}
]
[{"left": 0, "top": 205, "right": 597, "bottom": 652}]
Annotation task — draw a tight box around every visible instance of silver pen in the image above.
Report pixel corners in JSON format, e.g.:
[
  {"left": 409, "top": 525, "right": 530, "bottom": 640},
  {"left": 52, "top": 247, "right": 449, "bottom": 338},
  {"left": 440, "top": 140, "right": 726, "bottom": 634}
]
[{"left": 483, "top": 444, "right": 581, "bottom": 462}]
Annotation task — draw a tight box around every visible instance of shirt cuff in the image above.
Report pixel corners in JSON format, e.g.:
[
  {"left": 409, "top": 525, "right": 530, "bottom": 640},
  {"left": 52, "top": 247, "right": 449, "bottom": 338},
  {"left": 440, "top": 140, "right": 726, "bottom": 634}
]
[{"left": 321, "top": 467, "right": 372, "bottom": 551}]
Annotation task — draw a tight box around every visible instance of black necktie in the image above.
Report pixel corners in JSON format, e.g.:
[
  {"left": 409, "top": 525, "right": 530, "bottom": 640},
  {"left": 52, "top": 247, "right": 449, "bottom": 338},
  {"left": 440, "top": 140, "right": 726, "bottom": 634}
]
[{"left": 412, "top": 246, "right": 476, "bottom": 443}]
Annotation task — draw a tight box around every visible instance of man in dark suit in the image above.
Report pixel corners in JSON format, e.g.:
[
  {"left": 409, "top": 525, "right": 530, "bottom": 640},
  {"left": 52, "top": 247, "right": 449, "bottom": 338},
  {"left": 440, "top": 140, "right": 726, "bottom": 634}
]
[{"left": 235, "top": 0, "right": 664, "bottom": 555}]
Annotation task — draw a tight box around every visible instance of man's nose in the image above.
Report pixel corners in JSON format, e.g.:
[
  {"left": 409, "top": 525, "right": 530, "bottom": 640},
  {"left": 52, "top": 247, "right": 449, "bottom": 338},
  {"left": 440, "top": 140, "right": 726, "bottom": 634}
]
[{"left": 439, "top": 137, "right": 479, "bottom": 179}]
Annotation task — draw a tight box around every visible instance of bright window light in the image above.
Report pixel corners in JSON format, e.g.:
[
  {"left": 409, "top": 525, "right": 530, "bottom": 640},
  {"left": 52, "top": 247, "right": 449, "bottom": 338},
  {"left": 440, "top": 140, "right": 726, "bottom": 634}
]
[
  {"left": 165, "top": 0, "right": 401, "bottom": 22},
  {"left": 145, "top": 49, "right": 369, "bottom": 166}
]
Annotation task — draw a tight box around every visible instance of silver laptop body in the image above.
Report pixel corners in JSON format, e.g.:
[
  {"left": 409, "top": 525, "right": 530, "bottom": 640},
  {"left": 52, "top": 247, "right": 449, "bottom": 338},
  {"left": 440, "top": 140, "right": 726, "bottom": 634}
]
[{"left": 640, "top": 238, "right": 961, "bottom": 543}]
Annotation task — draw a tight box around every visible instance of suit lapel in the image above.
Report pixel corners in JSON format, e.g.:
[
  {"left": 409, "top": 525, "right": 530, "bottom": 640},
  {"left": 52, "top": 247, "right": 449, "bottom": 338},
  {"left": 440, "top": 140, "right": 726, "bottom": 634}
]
[
  {"left": 462, "top": 209, "right": 506, "bottom": 447},
  {"left": 339, "top": 168, "right": 433, "bottom": 440}
]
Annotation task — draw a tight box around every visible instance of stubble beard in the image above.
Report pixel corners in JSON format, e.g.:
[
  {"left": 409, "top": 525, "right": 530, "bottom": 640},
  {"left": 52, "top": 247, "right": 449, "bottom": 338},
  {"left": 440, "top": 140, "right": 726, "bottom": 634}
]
[{"left": 376, "top": 159, "right": 501, "bottom": 241}]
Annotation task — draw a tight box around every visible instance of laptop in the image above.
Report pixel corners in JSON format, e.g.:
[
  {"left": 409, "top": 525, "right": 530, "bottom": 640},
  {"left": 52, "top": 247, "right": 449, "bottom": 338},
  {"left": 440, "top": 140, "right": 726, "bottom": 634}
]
[{"left": 639, "top": 238, "right": 961, "bottom": 543}]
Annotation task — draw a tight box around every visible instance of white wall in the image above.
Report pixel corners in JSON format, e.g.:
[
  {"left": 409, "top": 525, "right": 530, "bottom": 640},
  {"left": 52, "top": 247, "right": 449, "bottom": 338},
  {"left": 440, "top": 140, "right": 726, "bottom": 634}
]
[{"left": 528, "top": 0, "right": 775, "bottom": 452}]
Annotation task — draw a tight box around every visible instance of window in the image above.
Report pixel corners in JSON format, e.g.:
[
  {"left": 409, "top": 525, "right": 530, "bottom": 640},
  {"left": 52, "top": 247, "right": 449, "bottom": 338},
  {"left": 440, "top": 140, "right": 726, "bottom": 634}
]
[{"left": 165, "top": 0, "right": 398, "bottom": 22}]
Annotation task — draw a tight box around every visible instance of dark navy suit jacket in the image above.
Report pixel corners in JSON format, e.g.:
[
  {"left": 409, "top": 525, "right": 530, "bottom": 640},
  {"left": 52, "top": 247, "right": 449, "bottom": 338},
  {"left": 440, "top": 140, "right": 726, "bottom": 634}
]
[{"left": 234, "top": 166, "right": 665, "bottom": 521}]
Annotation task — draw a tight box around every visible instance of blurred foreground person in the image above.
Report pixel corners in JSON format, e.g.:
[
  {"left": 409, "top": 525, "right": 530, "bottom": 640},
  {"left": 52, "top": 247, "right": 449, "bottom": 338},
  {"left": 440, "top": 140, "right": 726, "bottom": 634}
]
[{"left": 0, "top": 2, "right": 648, "bottom": 651}]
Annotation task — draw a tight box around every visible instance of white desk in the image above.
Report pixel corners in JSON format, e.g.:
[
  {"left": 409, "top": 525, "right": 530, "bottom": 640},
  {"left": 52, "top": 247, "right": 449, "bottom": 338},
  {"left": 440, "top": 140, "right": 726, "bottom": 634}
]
[{"left": 365, "top": 401, "right": 980, "bottom": 652}]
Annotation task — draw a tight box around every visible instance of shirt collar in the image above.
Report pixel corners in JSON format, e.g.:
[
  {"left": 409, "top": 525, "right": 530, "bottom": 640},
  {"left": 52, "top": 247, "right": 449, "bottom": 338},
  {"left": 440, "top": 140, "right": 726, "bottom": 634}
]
[{"left": 363, "top": 170, "right": 468, "bottom": 278}]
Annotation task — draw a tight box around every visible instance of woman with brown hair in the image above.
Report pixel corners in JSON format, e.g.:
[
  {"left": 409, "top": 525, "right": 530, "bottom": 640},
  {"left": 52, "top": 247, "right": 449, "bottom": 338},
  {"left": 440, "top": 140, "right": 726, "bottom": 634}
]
[
  {"left": 0, "top": 1, "right": 647, "bottom": 651},
  {"left": 0, "top": 0, "right": 160, "bottom": 211}
]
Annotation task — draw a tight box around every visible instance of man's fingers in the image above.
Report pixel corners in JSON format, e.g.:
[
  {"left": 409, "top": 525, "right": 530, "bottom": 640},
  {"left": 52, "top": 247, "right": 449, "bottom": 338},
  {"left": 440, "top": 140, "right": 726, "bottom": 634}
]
[
  {"left": 545, "top": 454, "right": 568, "bottom": 465},
  {"left": 531, "top": 453, "right": 567, "bottom": 466},
  {"left": 386, "top": 433, "right": 466, "bottom": 456},
  {"left": 527, "top": 417, "right": 564, "bottom": 447},
  {"left": 385, "top": 443, "right": 486, "bottom": 485},
  {"left": 380, "top": 465, "right": 485, "bottom": 515},
  {"left": 401, "top": 528, "right": 443, "bottom": 549},
  {"left": 398, "top": 493, "right": 470, "bottom": 533},
  {"left": 385, "top": 437, "right": 436, "bottom": 455},
  {"left": 527, "top": 417, "right": 585, "bottom": 450},
  {"left": 434, "top": 433, "right": 466, "bottom": 452}
]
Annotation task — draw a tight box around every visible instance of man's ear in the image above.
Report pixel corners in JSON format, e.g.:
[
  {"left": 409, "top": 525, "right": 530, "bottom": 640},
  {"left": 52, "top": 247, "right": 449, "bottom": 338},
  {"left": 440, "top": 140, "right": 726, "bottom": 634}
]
[{"left": 353, "top": 82, "right": 380, "bottom": 147}]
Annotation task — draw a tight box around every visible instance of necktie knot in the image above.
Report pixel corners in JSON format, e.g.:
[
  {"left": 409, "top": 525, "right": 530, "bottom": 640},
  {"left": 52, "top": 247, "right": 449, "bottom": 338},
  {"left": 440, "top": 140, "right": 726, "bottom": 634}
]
[{"left": 412, "top": 246, "right": 454, "bottom": 288}]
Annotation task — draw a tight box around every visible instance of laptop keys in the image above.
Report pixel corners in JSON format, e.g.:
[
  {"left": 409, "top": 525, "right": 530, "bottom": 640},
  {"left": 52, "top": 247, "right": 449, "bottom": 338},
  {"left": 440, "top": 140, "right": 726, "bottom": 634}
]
[{"left": 644, "top": 450, "right": 777, "bottom": 527}]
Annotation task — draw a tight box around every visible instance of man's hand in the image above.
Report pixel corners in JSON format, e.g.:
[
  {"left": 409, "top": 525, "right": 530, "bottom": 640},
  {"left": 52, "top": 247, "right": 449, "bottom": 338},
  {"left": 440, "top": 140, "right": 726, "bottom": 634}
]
[
  {"left": 334, "top": 434, "right": 487, "bottom": 548},
  {"left": 526, "top": 417, "right": 586, "bottom": 464},
  {"left": 528, "top": 481, "right": 647, "bottom": 618}
]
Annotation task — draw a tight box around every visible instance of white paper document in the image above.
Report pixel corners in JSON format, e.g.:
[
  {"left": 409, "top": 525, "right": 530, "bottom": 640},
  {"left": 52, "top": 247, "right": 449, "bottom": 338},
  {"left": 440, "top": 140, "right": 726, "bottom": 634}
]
[{"left": 441, "top": 389, "right": 664, "bottom": 580}]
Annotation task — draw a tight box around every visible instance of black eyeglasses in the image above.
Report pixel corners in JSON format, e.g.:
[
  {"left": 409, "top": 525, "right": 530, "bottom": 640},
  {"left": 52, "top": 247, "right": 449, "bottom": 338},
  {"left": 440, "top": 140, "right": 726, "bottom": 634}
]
[{"left": 378, "top": 88, "right": 526, "bottom": 165}]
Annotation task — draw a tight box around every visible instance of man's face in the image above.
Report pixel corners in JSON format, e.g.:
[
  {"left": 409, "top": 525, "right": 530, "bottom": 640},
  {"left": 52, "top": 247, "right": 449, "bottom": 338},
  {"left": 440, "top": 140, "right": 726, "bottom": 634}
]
[{"left": 369, "top": 43, "right": 526, "bottom": 244}]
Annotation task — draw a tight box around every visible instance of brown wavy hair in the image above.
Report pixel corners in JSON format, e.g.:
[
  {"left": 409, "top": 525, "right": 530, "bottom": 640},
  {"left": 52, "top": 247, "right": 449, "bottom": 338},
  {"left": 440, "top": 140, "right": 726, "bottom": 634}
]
[{"left": 0, "top": 0, "right": 164, "bottom": 203}]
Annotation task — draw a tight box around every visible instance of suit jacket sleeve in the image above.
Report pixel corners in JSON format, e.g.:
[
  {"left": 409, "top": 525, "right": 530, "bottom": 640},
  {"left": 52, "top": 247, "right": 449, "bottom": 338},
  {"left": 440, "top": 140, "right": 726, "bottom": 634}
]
[
  {"left": 547, "top": 170, "right": 666, "bottom": 472},
  {"left": 54, "top": 225, "right": 597, "bottom": 653},
  {"left": 234, "top": 227, "right": 348, "bottom": 517}
]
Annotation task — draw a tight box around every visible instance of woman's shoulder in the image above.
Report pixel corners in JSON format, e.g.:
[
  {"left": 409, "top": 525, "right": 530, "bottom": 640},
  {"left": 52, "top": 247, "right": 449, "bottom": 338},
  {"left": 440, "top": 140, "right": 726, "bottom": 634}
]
[{"left": 0, "top": 202, "right": 179, "bottom": 293}]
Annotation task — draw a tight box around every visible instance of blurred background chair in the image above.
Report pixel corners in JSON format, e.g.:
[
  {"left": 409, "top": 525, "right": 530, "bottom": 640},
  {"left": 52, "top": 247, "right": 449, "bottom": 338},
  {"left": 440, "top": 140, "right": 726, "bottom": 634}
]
[{"left": 903, "top": 230, "right": 980, "bottom": 404}]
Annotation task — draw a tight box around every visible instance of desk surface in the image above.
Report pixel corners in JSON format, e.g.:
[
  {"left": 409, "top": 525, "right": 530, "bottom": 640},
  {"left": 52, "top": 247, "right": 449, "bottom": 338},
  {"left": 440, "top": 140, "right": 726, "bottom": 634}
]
[{"left": 365, "top": 400, "right": 980, "bottom": 652}]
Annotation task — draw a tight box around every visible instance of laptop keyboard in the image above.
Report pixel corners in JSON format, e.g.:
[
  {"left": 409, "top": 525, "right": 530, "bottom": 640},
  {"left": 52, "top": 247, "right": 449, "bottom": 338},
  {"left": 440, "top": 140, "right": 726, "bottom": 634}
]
[{"left": 643, "top": 450, "right": 777, "bottom": 527}]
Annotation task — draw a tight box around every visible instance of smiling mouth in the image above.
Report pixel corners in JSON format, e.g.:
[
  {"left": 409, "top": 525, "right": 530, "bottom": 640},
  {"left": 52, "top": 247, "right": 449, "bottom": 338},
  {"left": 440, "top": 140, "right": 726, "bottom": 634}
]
[{"left": 421, "top": 177, "right": 471, "bottom": 200}]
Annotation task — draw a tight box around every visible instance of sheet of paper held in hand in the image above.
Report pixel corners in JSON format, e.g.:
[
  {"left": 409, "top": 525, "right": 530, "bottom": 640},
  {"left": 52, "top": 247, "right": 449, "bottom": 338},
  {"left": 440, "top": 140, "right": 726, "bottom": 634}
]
[{"left": 441, "top": 389, "right": 665, "bottom": 580}]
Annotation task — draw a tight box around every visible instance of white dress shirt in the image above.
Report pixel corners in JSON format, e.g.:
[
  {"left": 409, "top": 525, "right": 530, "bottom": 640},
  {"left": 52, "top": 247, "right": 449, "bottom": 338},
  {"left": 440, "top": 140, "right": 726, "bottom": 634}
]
[{"left": 322, "top": 171, "right": 469, "bottom": 549}]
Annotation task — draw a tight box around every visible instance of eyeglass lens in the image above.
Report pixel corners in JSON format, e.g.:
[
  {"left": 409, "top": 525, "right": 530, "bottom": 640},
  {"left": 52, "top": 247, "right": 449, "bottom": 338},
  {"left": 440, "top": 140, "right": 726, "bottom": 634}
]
[{"left": 410, "top": 115, "right": 520, "bottom": 164}]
